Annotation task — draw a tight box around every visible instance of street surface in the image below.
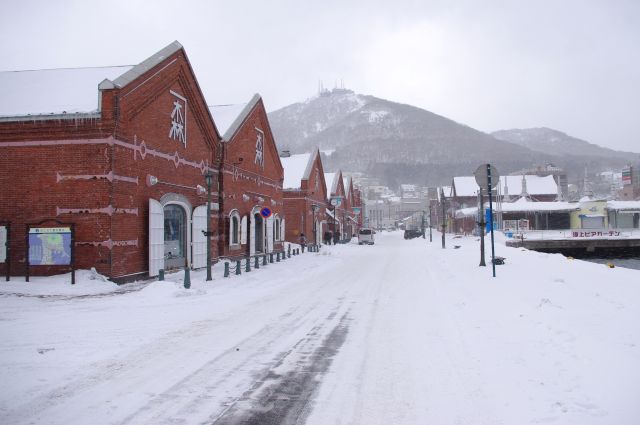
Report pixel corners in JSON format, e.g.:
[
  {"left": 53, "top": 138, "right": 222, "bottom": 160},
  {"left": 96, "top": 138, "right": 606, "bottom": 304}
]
[{"left": 1, "top": 231, "right": 639, "bottom": 424}]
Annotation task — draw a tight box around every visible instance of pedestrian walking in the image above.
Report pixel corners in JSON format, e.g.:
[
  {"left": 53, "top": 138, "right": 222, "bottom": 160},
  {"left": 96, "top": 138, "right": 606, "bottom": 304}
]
[{"left": 299, "top": 233, "right": 307, "bottom": 253}]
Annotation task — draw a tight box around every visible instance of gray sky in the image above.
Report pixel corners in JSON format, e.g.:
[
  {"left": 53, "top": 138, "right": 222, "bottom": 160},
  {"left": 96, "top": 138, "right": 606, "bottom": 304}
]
[{"left": 2, "top": 0, "right": 638, "bottom": 152}]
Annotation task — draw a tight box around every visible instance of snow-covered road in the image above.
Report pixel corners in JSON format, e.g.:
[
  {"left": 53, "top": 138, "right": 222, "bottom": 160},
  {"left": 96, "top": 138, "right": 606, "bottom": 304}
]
[{"left": 1, "top": 231, "right": 639, "bottom": 424}]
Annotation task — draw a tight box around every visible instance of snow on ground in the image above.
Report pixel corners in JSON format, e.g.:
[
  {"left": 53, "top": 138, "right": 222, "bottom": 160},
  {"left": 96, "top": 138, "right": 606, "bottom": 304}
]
[{"left": 1, "top": 232, "right": 639, "bottom": 424}]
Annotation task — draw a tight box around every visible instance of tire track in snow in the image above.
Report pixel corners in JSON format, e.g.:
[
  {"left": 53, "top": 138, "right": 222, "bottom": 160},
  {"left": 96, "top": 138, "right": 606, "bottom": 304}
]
[{"left": 2, "top": 268, "right": 352, "bottom": 425}]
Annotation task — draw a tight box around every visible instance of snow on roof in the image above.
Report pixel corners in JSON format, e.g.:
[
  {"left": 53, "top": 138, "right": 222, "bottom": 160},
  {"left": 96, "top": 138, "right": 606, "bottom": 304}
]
[
  {"left": 324, "top": 173, "right": 337, "bottom": 195},
  {"left": 208, "top": 103, "right": 248, "bottom": 138},
  {"left": 343, "top": 176, "right": 352, "bottom": 197},
  {"left": 453, "top": 177, "right": 479, "bottom": 197},
  {"left": 0, "top": 66, "right": 133, "bottom": 119},
  {"left": 281, "top": 153, "right": 312, "bottom": 189},
  {"left": 437, "top": 186, "right": 452, "bottom": 201},
  {"left": 453, "top": 175, "right": 558, "bottom": 198},
  {"left": 208, "top": 94, "right": 261, "bottom": 140},
  {"left": 501, "top": 175, "right": 557, "bottom": 196},
  {"left": 455, "top": 207, "right": 478, "bottom": 218},
  {"left": 607, "top": 200, "right": 640, "bottom": 211},
  {"left": 499, "top": 197, "right": 579, "bottom": 213}
]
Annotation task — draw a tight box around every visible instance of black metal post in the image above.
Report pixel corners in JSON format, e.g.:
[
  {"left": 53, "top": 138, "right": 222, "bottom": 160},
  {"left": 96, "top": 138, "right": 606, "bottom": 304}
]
[
  {"left": 487, "top": 164, "right": 496, "bottom": 277},
  {"left": 70, "top": 223, "right": 75, "bottom": 285},
  {"left": 205, "top": 172, "right": 212, "bottom": 281},
  {"left": 429, "top": 205, "right": 432, "bottom": 242},
  {"left": 440, "top": 188, "right": 446, "bottom": 249},
  {"left": 479, "top": 190, "right": 486, "bottom": 267}
]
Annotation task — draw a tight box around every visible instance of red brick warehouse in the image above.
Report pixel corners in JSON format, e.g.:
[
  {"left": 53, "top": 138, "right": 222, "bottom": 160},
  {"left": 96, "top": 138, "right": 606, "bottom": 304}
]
[
  {"left": 281, "top": 149, "right": 328, "bottom": 247},
  {"left": 0, "top": 42, "right": 222, "bottom": 281},
  {"left": 210, "top": 94, "right": 285, "bottom": 259}
]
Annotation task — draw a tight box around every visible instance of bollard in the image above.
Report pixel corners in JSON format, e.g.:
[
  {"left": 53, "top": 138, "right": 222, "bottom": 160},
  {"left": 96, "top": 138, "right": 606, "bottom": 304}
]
[
  {"left": 255, "top": 256, "right": 260, "bottom": 269},
  {"left": 263, "top": 255, "right": 267, "bottom": 266},
  {"left": 245, "top": 258, "right": 251, "bottom": 272},
  {"left": 288, "top": 245, "right": 291, "bottom": 257},
  {"left": 270, "top": 253, "right": 274, "bottom": 263},
  {"left": 224, "top": 262, "right": 230, "bottom": 278},
  {"left": 183, "top": 267, "right": 191, "bottom": 289},
  {"left": 236, "top": 260, "right": 242, "bottom": 275},
  {"left": 276, "top": 252, "right": 281, "bottom": 262},
  {"left": 159, "top": 269, "right": 165, "bottom": 281}
]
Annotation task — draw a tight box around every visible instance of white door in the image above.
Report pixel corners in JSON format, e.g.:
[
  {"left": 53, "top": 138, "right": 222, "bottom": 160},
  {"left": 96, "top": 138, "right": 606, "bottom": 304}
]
[
  {"left": 281, "top": 218, "right": 286, "bottom": 241},
  {"left": 249, "top": 213, "right": 256, "bottom": 256},
  {"left": 266, "top": 216, "right": 274, "bottom": 253},
  {"left": 192, "top": 205, "right": 207, "bottom": 269},
  {"left": 148, "top": 199, "right": 164, "bottom": 277}
]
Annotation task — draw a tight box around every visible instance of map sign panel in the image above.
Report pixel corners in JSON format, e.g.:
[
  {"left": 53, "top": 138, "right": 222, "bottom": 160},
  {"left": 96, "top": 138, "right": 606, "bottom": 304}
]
[
  {"left": 28, "top": 227, "right": 71, "bottom": 266},
  {"left": 0, "top": 226, "right": 6, "bottom": 263}
]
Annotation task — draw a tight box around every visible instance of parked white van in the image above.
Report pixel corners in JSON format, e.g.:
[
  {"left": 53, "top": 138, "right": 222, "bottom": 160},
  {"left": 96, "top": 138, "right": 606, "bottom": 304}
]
[{"left": 358, "top": 228, "right": 375, "bottom": 245}]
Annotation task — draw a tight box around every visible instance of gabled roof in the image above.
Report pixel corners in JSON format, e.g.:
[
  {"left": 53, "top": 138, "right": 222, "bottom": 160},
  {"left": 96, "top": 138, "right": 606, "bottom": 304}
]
[
  {"left": 110, "top": 41, "right": 183, "bottom": 89},
  {"left": 324, "top": 173, "right": 337, "bottom": 195},
  {"left": 0, "top": 66, "right": 132, "bottom": 119},
  {"left": 281, "top": 152, "right": 313, "bottom": 189},
  {"left": 452, "top": 177, "right": 479, "bottom": 197},
  {"left": 453, "top": 175, "right": 558, "bottom": 197},
  {"left": 208, "top": 93, "right": 261, "bottom": 140},
  {"left": 343, "top": 175, "right": 352, "bottom": 198},
  {"left": 0, "top": 40, "right": 186, "bottom": 121},
  {"left": 501, "top": 175, "right": 557, "bottom": 196}
]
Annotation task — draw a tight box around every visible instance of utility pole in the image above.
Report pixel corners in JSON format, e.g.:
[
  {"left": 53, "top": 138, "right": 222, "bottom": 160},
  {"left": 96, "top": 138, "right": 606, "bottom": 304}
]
[
  {"left": 479, "top": 190, "right": 486, "bottom": 266},
  {"left": 428, "top": 203, "right": 433, "bottom": 242},
  {"left": 440, "top": 187, "right": 446, "bottom": 249}
]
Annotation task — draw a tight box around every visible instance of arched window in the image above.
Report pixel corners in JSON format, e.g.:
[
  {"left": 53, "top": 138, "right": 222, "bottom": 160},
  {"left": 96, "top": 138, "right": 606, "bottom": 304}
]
[{"left": 229, "top": 210, "right": 241, "bottom": 246}]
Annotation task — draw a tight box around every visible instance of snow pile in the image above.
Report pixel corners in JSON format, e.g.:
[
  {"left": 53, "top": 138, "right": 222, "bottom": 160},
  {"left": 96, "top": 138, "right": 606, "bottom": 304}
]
[{"left": 0, "top": 233, "right": 638, "bottom": 424}]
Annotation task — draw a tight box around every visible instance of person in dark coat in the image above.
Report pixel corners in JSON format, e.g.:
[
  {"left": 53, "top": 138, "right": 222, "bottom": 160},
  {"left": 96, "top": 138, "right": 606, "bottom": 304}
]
[
  {"left": 323, "top": 231, "right": 332, "bottom": 245},
  {"left": 299, "top": 233, "right": 307, "bottom": 253}
]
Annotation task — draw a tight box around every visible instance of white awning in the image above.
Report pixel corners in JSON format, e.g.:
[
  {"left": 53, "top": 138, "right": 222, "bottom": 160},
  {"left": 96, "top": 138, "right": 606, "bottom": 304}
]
[{"left": 326, "top": 210, "right": 341, "bottom": 223}]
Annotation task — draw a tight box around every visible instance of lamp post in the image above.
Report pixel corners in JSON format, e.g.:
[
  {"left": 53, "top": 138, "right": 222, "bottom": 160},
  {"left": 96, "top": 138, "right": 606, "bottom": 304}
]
[
  {"left": 440, "top": 187, "right": 446, "bottom": 249},
  {"left": 428, "top": 203, "right": 433, "bottom": 242},
  {"left": 204, "top": 172, "right": 213, "bottom": 281},
  {"left": 311, "top": 204, "right": 319, "bottom": 247}
]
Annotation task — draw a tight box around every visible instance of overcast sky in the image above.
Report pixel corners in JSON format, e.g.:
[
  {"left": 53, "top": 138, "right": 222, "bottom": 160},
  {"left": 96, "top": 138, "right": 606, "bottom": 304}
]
[{"left": 1, "top": 0, "right": 638, "bottom": 152}]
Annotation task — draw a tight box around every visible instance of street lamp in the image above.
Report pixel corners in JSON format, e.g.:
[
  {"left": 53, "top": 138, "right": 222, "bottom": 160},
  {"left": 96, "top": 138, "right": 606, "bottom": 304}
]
[
  {"left": 204, "top": 172, "right": 213, "bottom": 281},
  {"left": 311, "top": 204, "right": 319, "bottom": 247}
]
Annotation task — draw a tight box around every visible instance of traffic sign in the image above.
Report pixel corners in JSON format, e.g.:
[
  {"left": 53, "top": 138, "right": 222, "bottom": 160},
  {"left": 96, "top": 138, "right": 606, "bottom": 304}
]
[
  {"left": 474, "top": 164, "right": 500, "bottom": 192},
  {"left": 260, "top": 207, "right": 272, "bottom": 218}
]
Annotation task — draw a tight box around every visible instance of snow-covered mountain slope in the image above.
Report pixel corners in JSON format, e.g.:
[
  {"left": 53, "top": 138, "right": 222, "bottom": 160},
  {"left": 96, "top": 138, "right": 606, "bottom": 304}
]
[
  {"left": 268, "top": 91, "right": 637, "bottom": 186},
  {"left": 268, "top": 90, "right": 538, "bottom": 184},
  {"left": 492, "top": 128, "right": 638, "bottom": 159}
]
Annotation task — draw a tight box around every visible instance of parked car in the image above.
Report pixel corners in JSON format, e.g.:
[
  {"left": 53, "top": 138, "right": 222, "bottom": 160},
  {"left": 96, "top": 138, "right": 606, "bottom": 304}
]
[
  {"left": 403, "top": 229, "right": 424, "bottom": 239},
  {"left": 358, "top": 228, "right": 375, "bottom": 245}
]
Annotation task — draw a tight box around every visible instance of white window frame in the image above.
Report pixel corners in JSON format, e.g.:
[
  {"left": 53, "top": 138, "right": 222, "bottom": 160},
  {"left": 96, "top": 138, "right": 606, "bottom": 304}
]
[{"left": 229, "top": 210, "right": 241, "bottom": 247}]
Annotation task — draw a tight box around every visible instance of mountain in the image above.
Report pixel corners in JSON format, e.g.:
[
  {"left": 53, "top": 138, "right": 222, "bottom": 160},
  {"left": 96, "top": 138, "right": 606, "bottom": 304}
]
[
  {"left": 491, "top": 128, "right": 636, "bottom": 160},
  {"left": 269, "top": 89, "right": 539, "bottom": 186},
  {"left": 268, "top": 90, "right": 638, "bottom": 187}
]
